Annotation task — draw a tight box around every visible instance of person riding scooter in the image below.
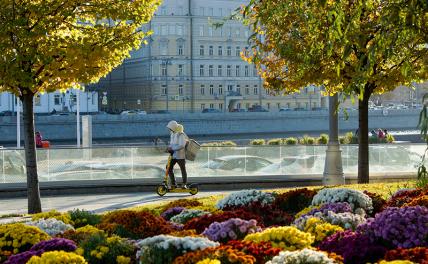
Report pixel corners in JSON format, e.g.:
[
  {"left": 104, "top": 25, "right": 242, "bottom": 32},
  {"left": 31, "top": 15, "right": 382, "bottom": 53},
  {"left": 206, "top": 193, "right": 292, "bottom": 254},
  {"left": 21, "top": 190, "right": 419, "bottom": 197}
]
[{"left": 166, "top": 120, "right": 188, "bottom": 189}]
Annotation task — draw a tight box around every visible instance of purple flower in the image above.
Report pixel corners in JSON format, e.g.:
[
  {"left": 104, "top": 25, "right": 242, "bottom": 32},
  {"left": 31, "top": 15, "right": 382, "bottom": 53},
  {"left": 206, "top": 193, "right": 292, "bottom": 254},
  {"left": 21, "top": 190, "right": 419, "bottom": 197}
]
[
  {"left": 202, "top": 218, "right": 261, "bottom": 242},
  {"left": 161, "top": 207, "right": 185, "bottom": 220},
  {"left": 357, "top": 206, "right": 428, "bottom": 248},
  {"left": 4, "top": 250, "right": 42, "bottom": 264},
  {"left": 30, "top": 238, "right": 77, "bottom": 252},
  {"left": 302, "top": 202, "right": 353, "bottom": 218}
]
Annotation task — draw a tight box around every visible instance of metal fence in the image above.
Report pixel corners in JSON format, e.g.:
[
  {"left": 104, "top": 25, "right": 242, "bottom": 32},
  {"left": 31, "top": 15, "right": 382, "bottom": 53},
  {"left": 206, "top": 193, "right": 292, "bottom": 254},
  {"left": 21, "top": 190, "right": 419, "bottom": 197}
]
[{"left": 0, "top": 144, "right": 425, "bottom": 184}]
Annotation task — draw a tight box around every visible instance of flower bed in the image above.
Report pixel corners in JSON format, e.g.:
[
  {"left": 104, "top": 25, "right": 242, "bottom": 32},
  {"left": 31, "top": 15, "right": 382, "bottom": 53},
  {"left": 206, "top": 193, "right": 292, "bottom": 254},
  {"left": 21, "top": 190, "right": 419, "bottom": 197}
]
[{"left": 0, "top": 184, "right": 426, "bottom": 264}]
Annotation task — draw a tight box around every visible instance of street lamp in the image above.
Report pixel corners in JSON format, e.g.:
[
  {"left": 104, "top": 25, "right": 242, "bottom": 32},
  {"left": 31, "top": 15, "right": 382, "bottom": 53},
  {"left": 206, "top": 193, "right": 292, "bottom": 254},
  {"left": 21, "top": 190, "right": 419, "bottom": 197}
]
[
  {"left": 307, "top": 85, "right": 316, "bottom": 110},
  {"left": 162, "top": 58, "right": 172, "bottom": 111}
]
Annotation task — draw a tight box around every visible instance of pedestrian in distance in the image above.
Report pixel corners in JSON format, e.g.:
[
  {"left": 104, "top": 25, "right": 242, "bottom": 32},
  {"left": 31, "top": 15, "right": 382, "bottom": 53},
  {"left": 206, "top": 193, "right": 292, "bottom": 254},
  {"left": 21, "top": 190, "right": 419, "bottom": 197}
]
[
  {"left": 35, "top": 131, "right": 43, "bottom": 148},
  {"left": 378, "top": 128, "right": 385, "bottom": 139},
  {"left": 166, "top": 120, "right": 189, "bottom": 189}
]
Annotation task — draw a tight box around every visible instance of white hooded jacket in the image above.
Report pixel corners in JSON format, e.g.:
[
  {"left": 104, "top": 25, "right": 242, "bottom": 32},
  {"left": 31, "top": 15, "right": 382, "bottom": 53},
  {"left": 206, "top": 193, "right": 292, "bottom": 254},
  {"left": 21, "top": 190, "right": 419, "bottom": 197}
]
[{"left": 167, "top": 121, "right": 187, "bottom": 159}]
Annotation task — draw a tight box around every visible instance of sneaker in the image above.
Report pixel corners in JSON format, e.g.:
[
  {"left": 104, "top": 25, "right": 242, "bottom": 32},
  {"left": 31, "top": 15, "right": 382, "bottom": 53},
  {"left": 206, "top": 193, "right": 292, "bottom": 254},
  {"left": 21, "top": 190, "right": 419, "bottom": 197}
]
[{"left": 183, "top": 184, "right": 189, "bottom": 189}]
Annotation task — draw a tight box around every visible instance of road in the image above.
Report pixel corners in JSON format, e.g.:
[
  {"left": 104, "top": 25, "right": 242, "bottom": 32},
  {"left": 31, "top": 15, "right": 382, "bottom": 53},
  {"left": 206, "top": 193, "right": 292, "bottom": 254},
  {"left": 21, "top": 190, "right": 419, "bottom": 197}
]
[{"left": 0, "top": 191, "right": 228, "bottom": 217}]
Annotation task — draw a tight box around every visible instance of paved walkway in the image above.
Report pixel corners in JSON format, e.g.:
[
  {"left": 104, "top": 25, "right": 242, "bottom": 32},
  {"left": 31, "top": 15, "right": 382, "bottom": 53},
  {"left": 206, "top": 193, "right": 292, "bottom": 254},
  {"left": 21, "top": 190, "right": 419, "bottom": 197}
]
[{"left": 0, "top": 191, "right": 227, "bottom": 217}]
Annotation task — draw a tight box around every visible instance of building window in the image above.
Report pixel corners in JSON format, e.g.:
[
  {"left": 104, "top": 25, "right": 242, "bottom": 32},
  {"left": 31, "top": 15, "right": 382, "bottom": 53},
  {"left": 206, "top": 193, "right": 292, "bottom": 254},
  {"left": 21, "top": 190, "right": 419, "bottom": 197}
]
[
  {"left": 161, "top": 85, "right": 167, "bottom": 95},
  {"left": 253, "top": 65, "right": 257, "bottom": 76},
  {"left": 218, "top": 85, "right": 223, "bottom": 95},
  {"left": 277, "top": 103, "right": 281, "bottom": 109},
  {"left": 199, "top": 25, "right": 204, "bottom": 36},
  {"left": 287, "top": 102, "right": 291, "bottom": 108},
  {"left": 177, "top": 25, "right": 183, "bottom": 35},
  {"left": 34, "top": 95, "right": 41, "bottom": 106},
  {"left": 313, "top": 102, "right": 316, "bottom": 108},
  {"left": 267, "top": 103, "right": 270, "bottom": 109},
  {"left": 209, "top": 85, "right": 214, "bottom": 95},
  {"left": 160, "top": 41, "right": 168, "bottom": 55},
  {"left": 54, "top": 94, "right": 61, "bottom": 105},
  {"left": 245, "top": 103, "right": 250, "bottom": 109},
  {"left": 217, "top": 65, "right": 222, "bottom": 76},
  {"left": 218, "top": 8, "right": 223, "bottom": 17},
  {"left": 169, "top": 25, "right": 175, "bottom": 34},
  {"left": 161, "top": 64, "right": 167, "bottom": 76},
  {"left": 227, "top": 85, "right": 233, "bottom": 91},
  {"left": 235, "top": 28, "right": 240, "bottom": 37},
  {"left": 254, "top": 85, "right": 258, "bottom": 95},
  {"left": 306, "top": 102, "right": 309, "bottom": 109},
  {"left": 201, "top": 103, "right": 205, "bottom": 109},
  {"left": 199, "top": 65, "right": 204, "bottom": 76},
  {"left": 227, "top": 65, "right": 232, "bottom": 77},
  {"left": 200, "top": 85, "right": 205, "bottom": 95},
  {"left": 208, "top": 27, "right": 213, "bottom": 36},
  {"left": 178, "top": 64, "right": 183, "bottom": 76},
  {"left": 179, "top": 85, "right": 183, "bottom": 95},
  {"left": 178, "top": 44, "right": 183, "bottom": 55},
  {"left": 297, "top": 102, "right": 301, "bottom": 108},
  {"left": 244, "top": 66, "right": 249, "bottom": 77},
  {"left": 227, "top": 46, "right": 231, "bottom": 56},
  {"left": 209, "top": 46, "right": 213, "bottom": 56},
  {"left": 236, "top": 85, "right": 241, "bottom": 93},
  {"left": 177, "top": 7, "right": 183, "bottom": 15},
  {"left": 208, "top": 7, "right": 213, "bottom": 16},
  {"left": 200, "top": 45, "right": 204, "bottom": 56},
  {"left": 235, "top": 65, "right": 240, "bottom": 77},
  {"left": 245, "top": 85, "right": 250, "bottom": 95},
  {"left": 218, "top": 46, "right": 222, "bottom": 56},
  {"left": 244, "top": 46, "right": 249, "bottom": 56},
  {"left": 199, "top": 7, "right": 204, "bottom": 16},
  {"left": 237, "top": 103, "right": 241, "bottom": 109},
  {"left": 209, "top": 65, "right": 214, "bottom": 77},
  {"left": 160, "top": 7, "right": 167, "bottom": 15},
  {"left": 228, "top": 26, "right": 232, "bottom": 37},
  {"left": 236, "top": 46, "right": 240, "bottom": 57},
  {"left": 161, "top": 25, "right": 168, "bottom": 35},
  {"left": 219, "top": 103, "right": 223, "bottom": 110},
  {"left": 210, "top": 103, "right": 214, "bottom": 109}
]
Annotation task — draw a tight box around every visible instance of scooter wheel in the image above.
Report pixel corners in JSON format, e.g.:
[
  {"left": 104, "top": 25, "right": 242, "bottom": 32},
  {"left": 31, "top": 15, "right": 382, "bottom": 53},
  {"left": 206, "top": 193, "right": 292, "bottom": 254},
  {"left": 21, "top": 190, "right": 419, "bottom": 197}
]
[
  {"left": 156, "top": 184, "right": 168, "bottom": 196},
  {"left": 189, "top": 186, "right": 198, "bottom": 195}
]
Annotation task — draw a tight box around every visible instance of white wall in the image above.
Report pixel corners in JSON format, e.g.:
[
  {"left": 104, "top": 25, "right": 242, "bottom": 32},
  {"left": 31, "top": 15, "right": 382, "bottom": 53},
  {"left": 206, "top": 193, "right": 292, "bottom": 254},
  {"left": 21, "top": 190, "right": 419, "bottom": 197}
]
[{"left": 0, "top": 89, "right": 99, "bottom": 114}]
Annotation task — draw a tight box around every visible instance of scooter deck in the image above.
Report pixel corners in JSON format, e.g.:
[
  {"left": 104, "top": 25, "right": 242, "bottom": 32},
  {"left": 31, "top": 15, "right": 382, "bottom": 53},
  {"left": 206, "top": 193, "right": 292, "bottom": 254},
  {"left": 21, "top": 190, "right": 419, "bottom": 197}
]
[{"left": 167, "top": 188, "right": 194, "bottom": 193}]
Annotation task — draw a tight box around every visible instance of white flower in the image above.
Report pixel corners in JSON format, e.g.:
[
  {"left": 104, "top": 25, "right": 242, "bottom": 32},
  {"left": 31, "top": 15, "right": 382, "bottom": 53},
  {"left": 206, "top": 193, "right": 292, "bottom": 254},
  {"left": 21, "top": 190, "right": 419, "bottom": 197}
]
[
  {"left": 312, "top": 188, "right": 373, "bottom": 213},
  {"left": 216, "top": 189, "right": 275, "bottom": 209},
  {"left": 267, "top": 249, "right": 337, "bottom": 264},
  {"left": 26, "top": 218, "right": 74, "bottom": 236},
  {"left": 169, "top": 209, "right": 209, "bottom": 224}
]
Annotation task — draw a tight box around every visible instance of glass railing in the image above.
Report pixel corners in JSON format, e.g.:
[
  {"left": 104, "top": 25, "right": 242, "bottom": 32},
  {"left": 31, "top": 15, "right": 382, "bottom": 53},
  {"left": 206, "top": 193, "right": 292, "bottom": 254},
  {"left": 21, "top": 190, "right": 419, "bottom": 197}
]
[{"left": 0, "top": 144, "right": 424, "bottom": 184}]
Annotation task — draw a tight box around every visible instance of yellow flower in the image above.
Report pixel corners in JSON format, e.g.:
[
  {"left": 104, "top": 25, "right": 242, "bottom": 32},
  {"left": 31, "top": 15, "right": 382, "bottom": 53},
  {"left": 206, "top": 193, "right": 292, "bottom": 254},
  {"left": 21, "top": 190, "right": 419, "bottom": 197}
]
[
  {"left": 100, "top": 246, "right": 109, "bottom": 253},
  {"left": 96, "top": 252, "right": 103, "bottom": 259},
  {"left": 0, "top": 223, "right": 50, "bottom": 256},
  {"left": 117, "top": 255, "right": 132, "bottom": 264},
  {"left": 303, "top": 217, "right": 344, "bottom": 242},
  {"left": 90, "top": 250, "right": 98, "bottom": 257},
  {"left": 378, "top": 261, "right": 415, "bottom": 264},
  {"left": 244, "top": 226, "right": 314, "bottom": 250},
  {"left": 27, "top": 251, "right": 87, "bottom": 264},
  {"left": 196, "top": 258, "right": 221, "bottom": 264},
  {"left": 31, "top": 210, "right": 73, "bottom": 225},
  {"left": 76, "top": 247, "right": 84, "bottom": 255}
]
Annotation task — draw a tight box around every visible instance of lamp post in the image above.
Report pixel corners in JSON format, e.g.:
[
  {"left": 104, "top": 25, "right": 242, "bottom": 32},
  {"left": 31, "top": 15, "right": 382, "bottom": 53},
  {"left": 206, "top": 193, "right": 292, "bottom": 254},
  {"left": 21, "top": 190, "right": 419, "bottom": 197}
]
[
  {"left": 76, "top": 89, "right": 81, "bottom": 147},
  {"left": 323, "top": 93, "right": 345, "bottom": 185},
  {"left": 162, "top": 58, "right": 172, "bottom": 111},
  {"left": 16, "top": 96, "right": 21, "bottom": 148}
]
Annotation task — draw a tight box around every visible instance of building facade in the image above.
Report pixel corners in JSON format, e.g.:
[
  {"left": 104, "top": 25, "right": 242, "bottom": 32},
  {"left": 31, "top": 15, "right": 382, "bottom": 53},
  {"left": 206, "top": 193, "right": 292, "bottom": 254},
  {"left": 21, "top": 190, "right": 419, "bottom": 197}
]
[
  {"left": 0, "top": 90, "right": 99, "bottom": 114},
  {"left": 91, "top": 0, "right": 325, "bottom": 113}
]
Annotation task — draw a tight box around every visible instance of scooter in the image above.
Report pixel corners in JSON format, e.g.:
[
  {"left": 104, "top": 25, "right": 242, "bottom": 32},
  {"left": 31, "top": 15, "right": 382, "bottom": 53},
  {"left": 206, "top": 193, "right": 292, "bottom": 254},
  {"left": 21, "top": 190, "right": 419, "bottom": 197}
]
[{"left": 156, "top": 155, "right": 199, "bottom": 196}]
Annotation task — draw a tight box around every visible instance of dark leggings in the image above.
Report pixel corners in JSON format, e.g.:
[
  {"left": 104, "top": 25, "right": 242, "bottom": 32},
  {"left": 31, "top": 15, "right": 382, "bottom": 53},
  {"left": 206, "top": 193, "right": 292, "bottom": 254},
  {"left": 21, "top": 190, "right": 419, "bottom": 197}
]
[{"left": 168, "top": 159, "right": 187, "bottom": 185}]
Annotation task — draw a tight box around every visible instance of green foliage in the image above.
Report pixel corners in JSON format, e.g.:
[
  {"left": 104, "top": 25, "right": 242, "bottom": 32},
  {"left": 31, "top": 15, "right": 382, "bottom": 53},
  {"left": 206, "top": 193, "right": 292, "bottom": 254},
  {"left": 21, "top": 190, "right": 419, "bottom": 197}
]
[
  {"left": 284, "top": 137, "right": 298, "bottom": 145},
  {"left": 267, "top": 138, "right": 282, "bottom": 145},
  {"left": 299, "top": 135, "right": 315, "bottom": 145},
  {"left": 31, "top": 210, "right": 73, "bottom": 225},
  {"left": 250, "top": 139, "right": 266, "bottom": 145},
  {"left": 339, "top": 137, "right": 346, "bottom": 144},
  {"left": 69, "top": 209, "right": 101, "bottom": 228},
  {"left": 201, "top": 141, "right": 237, "bottom": 147},
  {"left": 317, "top": 134, "right": 329, "bottom": 145}
]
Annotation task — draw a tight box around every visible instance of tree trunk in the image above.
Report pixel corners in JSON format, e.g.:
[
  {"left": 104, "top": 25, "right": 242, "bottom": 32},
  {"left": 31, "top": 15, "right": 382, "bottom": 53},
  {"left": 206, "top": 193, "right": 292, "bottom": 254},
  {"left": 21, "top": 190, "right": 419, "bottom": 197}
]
[
  {"left": 358, "top": 85, "right": 372, "bottom": 184},
  {"left": 22, "top": 92, "right": 42, "bottom": 213}
]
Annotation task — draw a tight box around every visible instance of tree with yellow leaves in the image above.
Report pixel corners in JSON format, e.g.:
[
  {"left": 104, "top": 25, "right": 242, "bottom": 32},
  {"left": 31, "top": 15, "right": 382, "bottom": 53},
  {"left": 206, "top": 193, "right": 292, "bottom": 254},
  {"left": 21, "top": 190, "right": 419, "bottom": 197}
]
[
  {"left": 0, "top": 0, "right": 160, "bottom": 213},
  {"left": 241, "top": 0, "right": 427, "bottom": 183}
]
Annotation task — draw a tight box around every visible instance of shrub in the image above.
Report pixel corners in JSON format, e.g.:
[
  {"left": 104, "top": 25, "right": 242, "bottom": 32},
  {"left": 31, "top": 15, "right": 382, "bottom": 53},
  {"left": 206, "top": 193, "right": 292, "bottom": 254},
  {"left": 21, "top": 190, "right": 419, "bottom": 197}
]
[
  {"left": 243, "top": 201, "right": 294, "bottom": 227},
  {"left": 284, "top": 137, "right": 298, "bottom": 145},
  {"left": 384, "top": 247, "right": 428, "bottom": 263},
  {"left": 267, "top": 138, "right": 282, "bottom": 145},
  {"left": 249, "top": 139, "right": 265, "bottom": 145},
  {"left": 244, "top": 226, "right": 314, "bottom": 250},
  {"left": 172, "top": 245, "right": 256, "bottom": 264},
  {"left": 59, "top": 225, "right": 105, "bottom": 244},
  {"left": 202, "top": 141, "right": 237, "bottom": 147},
  {"left": 267, "top": 249, "right": 339, "bottom": 264},
  {"left": 384, "top": 188, "right": 425, "bottom": 208},
  {"left": 303, "top": 217, "right": 344, "bottom": 243},
  {"left": 183, "top": 209, "right": 263, "bottom": 233},
  {"left": 318, "top": 230, "right": 388, "bottom": 264},
  {"left": 162, "top": 199, "right": 203, "bottom": 211},
  {"left": 339, "top": 137, "right": 346, "bottom": 144},
  {"left": 357, "top": 206, "right": 428, "bottom": 248},
  {"left": 31, "top": 210, "right": 73, "bottom": 225},
  {"left": 312, "top": 188, "right": 373, "bottom": 213},
  {"left": 216, "top": 189, "right": 275, "bottom": 210},
  {"left": 99, "top": 210, "right": 173, "bottom": 239},
  {"left": 363, "top": 191, "right": 387, "bottom": 216},
  {"left": 69, "top": 209, "right": 101, "bottom": 228},
  {"left": 137, "top": 235, "right": 219, "bottom": 264},
  {"left": 405, "top": 195, "right": 428, "bottom": 207},
  {"left": 202, "top": 218, "right": 261, "bottom": 243},
  {"left": 273, "top": 188, "right": 318, "bottom": 214},
  {"left": 317, "top": 134, "right": 329, "bottom": 145},
  {"left": 170, "top": 209, "right": 210, "bottom": 225},
  {"left": 299, "top": 135, "right": 315, "bottom": 145},
  {"left": 79, "top": 233, "right": 136, "bottom": 264},
  {"left": 226, "top": 240, "right": 281, "bottom": 264},
  {"left": 0, "top": 223, "right": 50, "bottom": 261},
  {"left": 26, "top": 218, "right": 74, "bottom": 236},
  {"left": 27, "top": 251, "right": 87, "bottom": 264}
]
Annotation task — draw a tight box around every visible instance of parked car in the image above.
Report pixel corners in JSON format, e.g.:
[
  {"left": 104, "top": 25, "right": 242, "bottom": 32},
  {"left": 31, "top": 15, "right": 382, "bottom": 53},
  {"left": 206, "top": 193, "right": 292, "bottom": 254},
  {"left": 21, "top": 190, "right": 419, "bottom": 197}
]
[
  {"left": 248, "top": 106, "right": 269, "bottom": 112},
  {"left": 293, "top": 107, "right": 307, "bottom": 111},
  {"left": 279, "top": 108, "right": 292, "bottom": 112},
  {"left": 201, "top": 155, "right": 273, "bottom": 173},
  {"left": 231, "top": 109, "right": 247, "bottom": 112},
  {"left": 312, "top": 107, "right": 328, "bottom": 111},
  {"left": 0, "top": 111, "right": 14, "bottom": 116},
  {"left": 202, "top": 108, "right": 222, "bottom": 113},
  {"left": 120, "top": 110, "right": 147, "bottom": 115},
  {"left": 154, "top": 110, "right": 172, "bottom": 114}
]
